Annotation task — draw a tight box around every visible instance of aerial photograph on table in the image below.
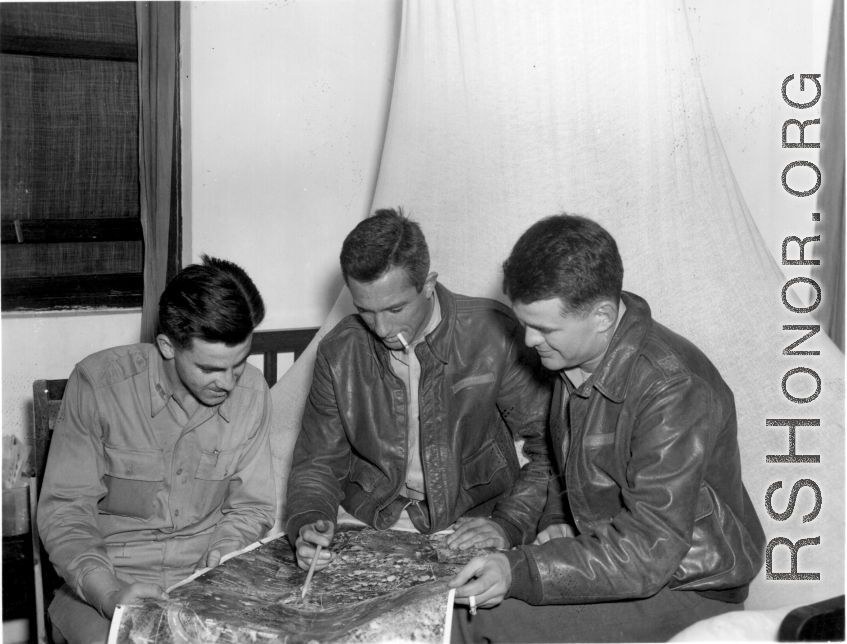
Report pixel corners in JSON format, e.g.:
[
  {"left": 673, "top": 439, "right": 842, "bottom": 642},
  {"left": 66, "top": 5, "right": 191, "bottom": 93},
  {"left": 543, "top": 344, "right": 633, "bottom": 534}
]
[{"left": 108, "top": 525, "right": 491, "bottom": 644}]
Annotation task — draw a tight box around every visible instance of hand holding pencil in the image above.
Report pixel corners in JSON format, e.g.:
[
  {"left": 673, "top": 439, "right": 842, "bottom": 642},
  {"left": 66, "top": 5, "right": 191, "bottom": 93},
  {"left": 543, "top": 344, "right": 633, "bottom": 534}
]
[{"left": 295, "top": 519, "right": 336, "bottom": 583}]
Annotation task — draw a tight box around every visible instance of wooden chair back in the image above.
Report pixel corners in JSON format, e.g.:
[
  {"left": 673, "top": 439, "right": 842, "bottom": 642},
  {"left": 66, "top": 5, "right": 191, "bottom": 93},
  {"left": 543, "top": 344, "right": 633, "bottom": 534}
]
[
  {"left": 250, "top": 328, "right": 319, "bottom": 387},
  {"left": 31, "top": 378, "right": 67, "bottom": 644}
]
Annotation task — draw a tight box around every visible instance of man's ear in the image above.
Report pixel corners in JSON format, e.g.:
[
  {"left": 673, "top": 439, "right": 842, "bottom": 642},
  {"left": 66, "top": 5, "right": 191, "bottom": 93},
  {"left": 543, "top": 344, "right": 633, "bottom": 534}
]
[
  {"left": 594, "top": 300, "right": 618, "bottom": 334},
  {"left": 424, "top": 272, "right": 438, "bottom": 299},
  {"left": 156, "top": 334, "right": 176, "bottom": 360}
]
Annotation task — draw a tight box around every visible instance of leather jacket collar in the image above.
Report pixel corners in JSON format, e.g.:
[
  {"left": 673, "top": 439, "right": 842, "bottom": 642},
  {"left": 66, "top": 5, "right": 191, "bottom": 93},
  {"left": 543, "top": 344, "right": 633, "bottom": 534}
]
[{"left": 572, "top": 291, "right": 651, "bottom": 404}]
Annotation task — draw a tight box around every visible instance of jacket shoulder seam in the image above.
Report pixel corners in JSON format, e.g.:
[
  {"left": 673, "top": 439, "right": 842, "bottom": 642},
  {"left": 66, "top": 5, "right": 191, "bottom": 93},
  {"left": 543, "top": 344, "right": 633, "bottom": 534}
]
[
  {"left": 319, "top": 315, "right": 369, "bottom": 347},
  {"left": 454, "top": 295, "right": 514, "bottom": 316}
]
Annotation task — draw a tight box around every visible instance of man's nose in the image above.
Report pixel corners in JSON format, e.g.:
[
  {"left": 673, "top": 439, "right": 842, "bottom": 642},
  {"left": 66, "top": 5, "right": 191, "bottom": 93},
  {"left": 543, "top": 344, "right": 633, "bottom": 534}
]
[
  {"left": 373, "top": 313, "right": 392, "bottom": 339},
  {"left": 524, "top": 327, "right": 543, "bottom": 348},
  {"left": 217, "top": 370, "right": 236, "bottom": 391}
]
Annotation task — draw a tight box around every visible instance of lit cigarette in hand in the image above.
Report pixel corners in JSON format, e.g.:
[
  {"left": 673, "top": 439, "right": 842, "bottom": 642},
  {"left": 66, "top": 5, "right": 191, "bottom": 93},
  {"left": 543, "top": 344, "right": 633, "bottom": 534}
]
[{"left": 397, "top": 332, "right": 411, "bottom": 352}]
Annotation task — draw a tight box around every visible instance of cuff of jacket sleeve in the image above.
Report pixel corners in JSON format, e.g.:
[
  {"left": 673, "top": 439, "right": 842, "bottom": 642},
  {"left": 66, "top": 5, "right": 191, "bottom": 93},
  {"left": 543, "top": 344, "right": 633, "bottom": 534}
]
[
  {"left": 285, "top": 510, "right": 336, "bottom": 546},
  {"left": 491, "top": 515, "right": 526, "bottom": 548},
  {"left": 538, "top": 514, "right": 569, "bottom": 533},
  {"left": 78, "top": 568, "right": 127, "bottom": 619},
  {"left": 503, "top": 547, "right": 542, "bottom": 605}
]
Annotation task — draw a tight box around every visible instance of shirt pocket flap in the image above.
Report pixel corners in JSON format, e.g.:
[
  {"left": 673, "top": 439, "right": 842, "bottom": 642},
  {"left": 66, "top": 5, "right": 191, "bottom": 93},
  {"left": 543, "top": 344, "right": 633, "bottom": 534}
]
[
  {"left": 104, "top": 445, "right": 164, "bottom": 482},
  {"left": 195, "top": 447, "right": 242, "bottom": 481}
]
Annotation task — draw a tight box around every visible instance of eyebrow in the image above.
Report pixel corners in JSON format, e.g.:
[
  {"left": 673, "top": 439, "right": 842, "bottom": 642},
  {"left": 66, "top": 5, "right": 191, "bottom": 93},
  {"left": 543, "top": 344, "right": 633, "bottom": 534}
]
[
  {"left": 355, "top": 299, "right": 411, "bottom": 314},
  {"left": 197, "top": 357, "right": 248, "bottom": 371},
  {"left": 525, "top": 322, "right": 556, "bottom": 334}
]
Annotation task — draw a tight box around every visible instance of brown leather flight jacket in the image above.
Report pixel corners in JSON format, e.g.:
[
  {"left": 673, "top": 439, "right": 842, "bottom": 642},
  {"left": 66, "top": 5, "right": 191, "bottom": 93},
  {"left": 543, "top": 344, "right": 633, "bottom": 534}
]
[
  {"left": 504, "top": 292, "right": 765, "bottom": 605},
  {"left": 286, "top": 283, "right": 553, "bottom": 547}
]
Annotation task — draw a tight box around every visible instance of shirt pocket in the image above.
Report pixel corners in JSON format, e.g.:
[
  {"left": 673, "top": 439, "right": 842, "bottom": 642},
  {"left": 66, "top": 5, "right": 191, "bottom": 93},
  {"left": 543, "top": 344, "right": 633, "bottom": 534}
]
[
  {"left": 190, "top": 446, "right": 243, "bottom": 518},
  {"left": 100, "top": 445, "right": 165, "bottom": 521}
]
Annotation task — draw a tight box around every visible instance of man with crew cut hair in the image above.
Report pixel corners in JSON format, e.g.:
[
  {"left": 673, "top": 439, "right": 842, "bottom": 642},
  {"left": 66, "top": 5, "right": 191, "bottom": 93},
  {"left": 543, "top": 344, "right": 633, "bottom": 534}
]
[
  {"left": 38, "top": 255, "right": 275, "bottom": 644},
  {"left": 287, "top": 208, "right": 554, "bottom": 572},
  {"left": 449, "top": 214, "right": 765, "bottom": 643}
]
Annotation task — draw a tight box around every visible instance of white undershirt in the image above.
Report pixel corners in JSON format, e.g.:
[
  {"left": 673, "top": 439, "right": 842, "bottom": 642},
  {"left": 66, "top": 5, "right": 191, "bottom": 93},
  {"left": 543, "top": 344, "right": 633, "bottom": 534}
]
[{"left": 385, "top": 293, "right": 442, "bottom": 531}]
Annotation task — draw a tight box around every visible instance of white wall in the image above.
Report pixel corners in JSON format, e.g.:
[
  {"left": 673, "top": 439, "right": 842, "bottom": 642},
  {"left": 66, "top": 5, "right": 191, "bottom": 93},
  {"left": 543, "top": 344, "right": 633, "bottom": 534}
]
[
  {"left": 183, "top": 0, "right": 403, "bottom": 331},
  {"left": 1, "top": 311, "right": 142, "bottom": 441}
]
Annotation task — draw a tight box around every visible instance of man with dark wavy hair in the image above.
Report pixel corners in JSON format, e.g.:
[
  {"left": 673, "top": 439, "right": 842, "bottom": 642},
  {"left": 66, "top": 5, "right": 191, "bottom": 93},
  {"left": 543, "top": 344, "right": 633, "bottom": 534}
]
[
  {"left": 287, "top": 208, "right": 554, "bottom": 572},
  {"left": 449, "top": 214, "right": 765, "bottom": 643},
  {"left": 38, "top": 255, "right": 275, "bottom": 644}
]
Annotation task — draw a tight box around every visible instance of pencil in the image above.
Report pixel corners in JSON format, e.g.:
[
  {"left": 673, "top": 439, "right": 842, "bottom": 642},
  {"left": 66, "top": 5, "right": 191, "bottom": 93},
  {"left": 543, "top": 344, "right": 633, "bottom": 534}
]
[{"left": 301, "top": 544, "right": 323, "bottom": 599}]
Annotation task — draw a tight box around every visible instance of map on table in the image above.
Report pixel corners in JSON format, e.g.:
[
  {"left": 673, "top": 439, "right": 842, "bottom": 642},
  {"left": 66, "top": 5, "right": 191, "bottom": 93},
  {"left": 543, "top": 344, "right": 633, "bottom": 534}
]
[{"left": 108, "top": 524, "right": 492, "bottom": 644}]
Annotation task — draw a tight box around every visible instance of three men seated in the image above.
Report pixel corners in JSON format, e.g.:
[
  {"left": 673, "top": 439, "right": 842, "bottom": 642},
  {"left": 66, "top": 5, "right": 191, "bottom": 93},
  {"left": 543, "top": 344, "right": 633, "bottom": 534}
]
[{"left": 38, "top": 212, "right": 764, "bottom": 644}]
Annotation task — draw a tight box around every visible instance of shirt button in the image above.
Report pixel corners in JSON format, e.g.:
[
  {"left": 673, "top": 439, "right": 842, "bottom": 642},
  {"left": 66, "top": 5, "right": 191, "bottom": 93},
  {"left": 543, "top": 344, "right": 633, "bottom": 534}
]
[
  {"left": 176, "top": 468, "right": 182, "bottom": 475},
  {"left": 174, "top": 510, "right": 180, "bottom": 516}
]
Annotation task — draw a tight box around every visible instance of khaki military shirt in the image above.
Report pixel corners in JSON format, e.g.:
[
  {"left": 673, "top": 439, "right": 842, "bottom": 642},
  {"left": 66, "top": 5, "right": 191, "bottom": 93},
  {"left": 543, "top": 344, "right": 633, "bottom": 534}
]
[{"left": 37, "top": 343, "right": 275, "bottom": 613}]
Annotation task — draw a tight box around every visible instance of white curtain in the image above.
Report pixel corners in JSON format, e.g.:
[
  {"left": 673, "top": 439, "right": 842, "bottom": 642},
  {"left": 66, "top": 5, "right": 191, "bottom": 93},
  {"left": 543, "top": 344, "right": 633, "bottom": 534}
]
[{"left": 271, "top": 0, "right": 844, "bottom": 610}]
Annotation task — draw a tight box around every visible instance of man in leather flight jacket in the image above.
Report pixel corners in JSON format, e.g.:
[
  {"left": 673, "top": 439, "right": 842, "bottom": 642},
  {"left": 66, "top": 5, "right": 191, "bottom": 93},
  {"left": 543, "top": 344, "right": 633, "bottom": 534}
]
[
  {"left": 450, "top": 215, "right": 765, "bottom": 643},
  {"left": 286, "top": 209, "right": 553, "bottom": 573}
]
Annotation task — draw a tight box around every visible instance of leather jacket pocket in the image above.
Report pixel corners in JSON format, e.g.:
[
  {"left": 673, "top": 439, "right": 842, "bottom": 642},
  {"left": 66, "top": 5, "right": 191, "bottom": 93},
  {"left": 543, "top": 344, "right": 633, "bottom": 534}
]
[
  {"left": 672, "top": 483, "right": 761, "bottom": 591},
  {"left": 100, "top": 445, "right": 164, "bottom": 520},
  {"left": 461, "top": 440, "right": 509, "bottom": 506},
  {"left": 191, "top": 446, "right": 243, "bottom": 517},
  {"left": 348, "top": 459, "right": 383, "bottom": 494}
]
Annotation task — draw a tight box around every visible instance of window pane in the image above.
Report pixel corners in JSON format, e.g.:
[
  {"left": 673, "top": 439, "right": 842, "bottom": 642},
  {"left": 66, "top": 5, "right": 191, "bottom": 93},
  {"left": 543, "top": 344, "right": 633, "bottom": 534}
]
[{"left": 1, "top": 54, "right": 138, "bottom": 219}]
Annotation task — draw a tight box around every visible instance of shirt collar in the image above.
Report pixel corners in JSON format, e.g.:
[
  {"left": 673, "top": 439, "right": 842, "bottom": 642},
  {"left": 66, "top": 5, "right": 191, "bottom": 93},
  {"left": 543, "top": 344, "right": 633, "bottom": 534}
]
[
  {"left": 147, "top": 343, "right": 233, "bottom": 422},
  {"left": 149, "top": 344, "right": 173, "bottom": 417},
  {"left": 217, "top": 396, "right": 233, "bottom": 422},
  {"left": 424, "top": 290, "right": 443, "bottom": 337},
  {"left": 566, "top": 297, "right": 629, "bottom": 398},
  {"left": 572, "top": 292, "right": 650, "bottom": 402},
  {"left": 389, "top": 290, "right": 442, "bottom": 363},
  {"left": 420, "top": 282, "right": 454, "bottom": 365}
]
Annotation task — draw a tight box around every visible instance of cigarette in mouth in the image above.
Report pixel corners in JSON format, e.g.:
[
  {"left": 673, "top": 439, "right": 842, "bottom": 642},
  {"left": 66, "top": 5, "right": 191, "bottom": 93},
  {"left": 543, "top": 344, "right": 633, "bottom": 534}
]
[{"left": 397, "top": 332, "right": 411, "bottom": 352}]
